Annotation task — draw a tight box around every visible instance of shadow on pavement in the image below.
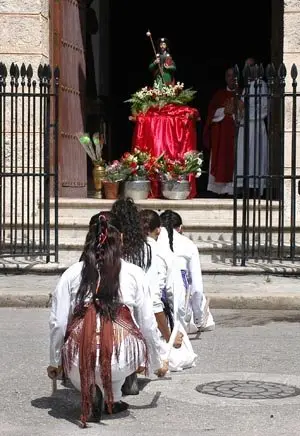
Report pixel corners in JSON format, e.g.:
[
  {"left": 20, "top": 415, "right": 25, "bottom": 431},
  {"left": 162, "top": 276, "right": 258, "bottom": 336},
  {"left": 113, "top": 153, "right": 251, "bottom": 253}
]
[
  {"left": 214, "top": 310, "right": 300, "bottom": 328},
  {"left": 31, "top": 380, "right": 163, "bottom": 425}
]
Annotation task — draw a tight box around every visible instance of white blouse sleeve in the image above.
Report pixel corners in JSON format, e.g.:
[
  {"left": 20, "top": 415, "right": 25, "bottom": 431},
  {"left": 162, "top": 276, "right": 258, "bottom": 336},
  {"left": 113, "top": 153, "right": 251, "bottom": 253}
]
[
  {"left": 188, "top": 242, "right": 204, "bottom": 298},
  {"left": 49, "top": 272, "right": 72, "bottom": 367},
  {"left": 133, "top": 275, "right": 162, "bottom": 372},
  {"left": 146, "top": 259, "right": 164, "bottom": 314}
]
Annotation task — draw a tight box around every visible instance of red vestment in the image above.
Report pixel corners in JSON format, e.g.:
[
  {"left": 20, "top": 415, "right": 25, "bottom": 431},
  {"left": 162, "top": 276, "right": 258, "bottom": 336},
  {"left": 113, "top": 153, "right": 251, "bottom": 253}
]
[{"left": 203, "top": 89, "right": 236, "bottom": 184}]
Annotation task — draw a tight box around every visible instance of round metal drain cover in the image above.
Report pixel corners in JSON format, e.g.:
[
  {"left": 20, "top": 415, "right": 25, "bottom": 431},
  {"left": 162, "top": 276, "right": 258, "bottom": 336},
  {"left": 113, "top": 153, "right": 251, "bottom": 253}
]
[{"left": 196, "top": 380, "right": 300, "bottom": 400}]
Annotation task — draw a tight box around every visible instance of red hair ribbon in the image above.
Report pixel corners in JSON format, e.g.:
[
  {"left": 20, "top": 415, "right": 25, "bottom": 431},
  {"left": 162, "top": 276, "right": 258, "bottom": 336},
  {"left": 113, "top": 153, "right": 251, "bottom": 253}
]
[{"left": 98, "top": 214, "right": 108, "bottom": 245}]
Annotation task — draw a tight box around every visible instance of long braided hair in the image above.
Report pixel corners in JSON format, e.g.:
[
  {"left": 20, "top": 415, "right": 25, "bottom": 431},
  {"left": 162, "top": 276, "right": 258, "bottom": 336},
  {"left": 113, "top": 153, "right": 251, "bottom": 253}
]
[
  {"left": 72, "top": 212, "right": 123, "bottom": 424},
  {"left": 111, "top": 198, "right": 151, "bottom": 271},
  {"left": 159, "top": 210, "right": 182, "bottom": 252},
  {"left": 76, "top": 211, "right": 122, "bottom": 319}
]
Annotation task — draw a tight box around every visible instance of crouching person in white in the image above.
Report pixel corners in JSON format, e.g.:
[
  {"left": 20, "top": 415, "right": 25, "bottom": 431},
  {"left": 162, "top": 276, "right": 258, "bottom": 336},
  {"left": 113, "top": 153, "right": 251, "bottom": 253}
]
[
  {"left": 140, "top": 209, "right": 197, "bottom": 372},
  {"left": 47, "top": 213, "right": 168, "bottom": 428},
  {"left": 159, "top": 210, "right": 215, "bottom": 333}
]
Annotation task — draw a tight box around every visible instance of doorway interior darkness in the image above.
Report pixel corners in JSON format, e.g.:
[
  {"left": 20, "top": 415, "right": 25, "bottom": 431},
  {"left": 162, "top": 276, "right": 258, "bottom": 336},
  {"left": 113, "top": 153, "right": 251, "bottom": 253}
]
[{"left": 90, "top": 0, "right": 273, "bottom": 196}]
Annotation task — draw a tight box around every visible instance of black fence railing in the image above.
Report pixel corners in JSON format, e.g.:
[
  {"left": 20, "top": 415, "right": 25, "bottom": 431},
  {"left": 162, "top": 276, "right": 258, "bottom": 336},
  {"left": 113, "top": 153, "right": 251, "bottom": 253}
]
[
  {"left": 0, "top": 62, "right": 59, "bottom": 262},
  {"left": 233, "top": 62, "right": 299, "bottom": 265}
]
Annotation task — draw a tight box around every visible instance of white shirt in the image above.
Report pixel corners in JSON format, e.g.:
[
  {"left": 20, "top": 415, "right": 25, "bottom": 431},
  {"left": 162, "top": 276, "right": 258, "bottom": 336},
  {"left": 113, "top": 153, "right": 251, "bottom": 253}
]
[
  {"left": 144, "top": 238, "right": 164, "bottom": 314},
  {"left": 158, "top": 227, "right": 204, "bottom": 298},
  {"left": 49, "top": 259, "right": 162, "bottom": 371},
  {"left": 155, "top": 228, "right": 187, "bottom": 323}
]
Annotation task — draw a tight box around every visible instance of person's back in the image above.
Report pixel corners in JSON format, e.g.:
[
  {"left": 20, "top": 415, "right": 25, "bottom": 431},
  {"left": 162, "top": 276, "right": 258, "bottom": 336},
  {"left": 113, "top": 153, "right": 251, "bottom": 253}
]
[
  {"left": 159, "top": 210, "right": 215, "bottom": 332},
  {"left": 48, "top": 212, "right": 167, "bottom": 427},
  {"left": 139, "top": 209, "right": 185, "bottom": 339},
  {"left": 141, "top": 209, "right": 197, "bottom": 372}
]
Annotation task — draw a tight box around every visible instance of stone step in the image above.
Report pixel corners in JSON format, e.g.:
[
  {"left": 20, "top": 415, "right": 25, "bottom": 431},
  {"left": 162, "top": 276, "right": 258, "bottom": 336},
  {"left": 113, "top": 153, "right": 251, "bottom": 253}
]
[
  {"left": 1, "top": 250, "right": 300, "bottom": 276},
  {"left": 49, "top": 197, "right": 284, "bottom": 227},
  {"left": 3, "top": 227, "right": 299, "bottom": 252},
  {"left": 2, "top": 198, "right": 296, "bottom": 260}
]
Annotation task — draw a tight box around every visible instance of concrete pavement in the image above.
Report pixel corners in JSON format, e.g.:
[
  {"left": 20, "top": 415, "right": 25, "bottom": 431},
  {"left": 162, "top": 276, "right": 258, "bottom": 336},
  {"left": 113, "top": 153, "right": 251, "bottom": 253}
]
[
  {"left": 0, "top": 273, "right": 300, "bottom": 309},
  {"left": 0, "top": 308, "right": 300, "bottom": 435}
]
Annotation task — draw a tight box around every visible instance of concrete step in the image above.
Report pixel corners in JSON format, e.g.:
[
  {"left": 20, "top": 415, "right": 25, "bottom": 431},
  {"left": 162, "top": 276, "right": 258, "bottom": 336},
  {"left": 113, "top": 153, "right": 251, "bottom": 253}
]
[
  {"left": 49, "top": 197, "right": 283, "bottom": 226},
  {"left": 46, "top": 197, "right": 299, "bottom": 247},
  {"left": 1, "top": 249, "right": 300, "bottom": 276}
]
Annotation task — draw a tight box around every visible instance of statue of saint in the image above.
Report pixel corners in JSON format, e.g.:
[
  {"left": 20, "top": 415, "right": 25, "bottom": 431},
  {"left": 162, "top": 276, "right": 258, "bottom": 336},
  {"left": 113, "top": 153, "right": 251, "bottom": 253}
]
[{"left": 149, "top": 37, "right": 176, "bottom": 86}]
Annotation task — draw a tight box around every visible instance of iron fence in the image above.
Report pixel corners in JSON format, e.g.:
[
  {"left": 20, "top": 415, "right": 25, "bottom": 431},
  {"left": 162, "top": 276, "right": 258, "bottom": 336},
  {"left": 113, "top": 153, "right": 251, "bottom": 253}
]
[
  {"left": 233, "top": 62, "right": 300, "bottom": 265},
  {"left": 0, "top": 62, "right": 59, "bottom": 262}
]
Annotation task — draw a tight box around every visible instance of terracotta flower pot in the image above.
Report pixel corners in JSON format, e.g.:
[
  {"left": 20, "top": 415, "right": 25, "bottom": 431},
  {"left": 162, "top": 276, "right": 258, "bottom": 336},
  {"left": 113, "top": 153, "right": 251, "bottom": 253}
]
[{"left": 103, "top": 181, "right": 120, "bottom": 199}]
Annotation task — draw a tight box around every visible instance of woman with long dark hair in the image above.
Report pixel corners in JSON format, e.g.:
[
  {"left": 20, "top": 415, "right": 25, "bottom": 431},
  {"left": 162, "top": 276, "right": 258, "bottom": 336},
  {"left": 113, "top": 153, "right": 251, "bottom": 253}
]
[
  {"left": 110, "top": 198, "right": 161, "bottom": 394},
  {"left": 111, "top": 198, "right": 151, "bottom": 270},
  {"left": 139, "top": 209, "right": 197, "bottom": 372},
  {"left": 158, "top": 210, "right": 215, "bottom": 332},
  {"left": 47, "top": 213, "right": 167, "bottom": 427},
  {"left": 139, "top": 209, "right": 184, "bottom": 342}
]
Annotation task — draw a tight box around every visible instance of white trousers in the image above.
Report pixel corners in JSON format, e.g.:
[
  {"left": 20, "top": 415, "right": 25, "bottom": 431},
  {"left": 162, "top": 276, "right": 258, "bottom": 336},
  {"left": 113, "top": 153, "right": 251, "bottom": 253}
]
[
  {"left": 68, "top": 361, "right": 131, "bottom": 402},
  {"left": 64, "top": 315, "right": 146, "bottom": 402}
]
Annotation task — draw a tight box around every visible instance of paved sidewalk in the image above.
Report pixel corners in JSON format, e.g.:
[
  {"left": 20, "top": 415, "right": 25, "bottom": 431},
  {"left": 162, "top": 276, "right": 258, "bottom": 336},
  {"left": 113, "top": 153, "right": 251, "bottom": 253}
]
[
  {"left": 0, "top": 273, "right": 300, "bottom": 309},
  {"left": 1, "top": 308, "right": 299, "bottom": 436}
]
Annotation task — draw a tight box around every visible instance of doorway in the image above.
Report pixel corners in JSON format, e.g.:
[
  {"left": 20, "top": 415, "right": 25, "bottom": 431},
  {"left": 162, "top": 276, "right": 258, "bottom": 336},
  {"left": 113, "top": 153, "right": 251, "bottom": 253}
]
[{"left": 85, "top": 0, "right": 281, "bottom": 196}]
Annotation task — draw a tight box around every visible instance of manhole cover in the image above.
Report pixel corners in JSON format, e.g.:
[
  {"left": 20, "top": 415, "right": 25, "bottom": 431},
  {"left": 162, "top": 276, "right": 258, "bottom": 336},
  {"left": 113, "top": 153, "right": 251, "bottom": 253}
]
[{"left": 196, "top": 380, "right": 300, "bottom": 400}]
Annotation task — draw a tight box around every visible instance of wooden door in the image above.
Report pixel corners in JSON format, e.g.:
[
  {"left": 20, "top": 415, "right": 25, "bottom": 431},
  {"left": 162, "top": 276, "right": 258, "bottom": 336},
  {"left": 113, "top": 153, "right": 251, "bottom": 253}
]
[{"left": 50, "top": 0, "right": 87, "bottom": 198}]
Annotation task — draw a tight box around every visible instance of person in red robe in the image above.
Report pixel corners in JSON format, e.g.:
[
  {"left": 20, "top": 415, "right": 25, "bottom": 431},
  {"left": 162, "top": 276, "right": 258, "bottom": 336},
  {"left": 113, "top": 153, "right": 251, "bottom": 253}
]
[{"left": 203, "top": 67, "right": 239, "bottom": 196}]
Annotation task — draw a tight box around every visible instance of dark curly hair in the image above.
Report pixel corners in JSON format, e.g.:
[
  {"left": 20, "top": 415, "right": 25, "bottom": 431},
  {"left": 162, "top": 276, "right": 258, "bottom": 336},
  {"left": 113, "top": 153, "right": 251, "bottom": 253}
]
[
  {"left": 159, "top": 210, "right": 182, "bottom": 252},
  {"left": 76, "top": 211, "right": 122, "bottom": 319},
  {"left": 139, "top": 209, "right": 161, "bottom": 237},
  {"left": 111, "top": 198, "right": 151, "bottom": 270}
]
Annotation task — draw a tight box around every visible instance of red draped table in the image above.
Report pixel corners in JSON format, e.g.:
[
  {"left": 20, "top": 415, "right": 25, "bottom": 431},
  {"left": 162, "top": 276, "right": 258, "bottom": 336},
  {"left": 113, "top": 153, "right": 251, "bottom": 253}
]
[{"left": 131, "top": 104, "right": 200, "bottom": 198}]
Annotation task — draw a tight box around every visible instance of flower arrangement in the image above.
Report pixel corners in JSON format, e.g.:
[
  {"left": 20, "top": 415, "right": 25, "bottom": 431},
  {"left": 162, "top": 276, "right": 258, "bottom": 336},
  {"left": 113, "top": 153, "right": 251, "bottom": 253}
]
[
  {"left": 77, "top": 132, "right": 104, "bottom": 165},
  {"left": 103, "top": 160, "right": 127, "bottom": 182},
  {"left": 120, "top": 147, "right": 159, "bottom": 181},
  {"left": 125, "top": 81, "right": 197, "bottom": 115},
  {"left": 156, "top": 150, "right": 203, "bottom": 180}
]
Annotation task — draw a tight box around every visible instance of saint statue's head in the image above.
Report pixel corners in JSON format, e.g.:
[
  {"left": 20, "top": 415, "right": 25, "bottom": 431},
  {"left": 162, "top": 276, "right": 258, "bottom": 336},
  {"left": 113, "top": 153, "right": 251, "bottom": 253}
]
[{"left": 157, "top": 37, "right": 170, "bottom": 54}]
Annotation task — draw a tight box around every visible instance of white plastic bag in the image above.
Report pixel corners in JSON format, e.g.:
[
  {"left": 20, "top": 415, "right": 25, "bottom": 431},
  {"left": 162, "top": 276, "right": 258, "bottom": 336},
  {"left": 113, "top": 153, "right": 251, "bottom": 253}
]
[{"left": 159, "top": 324, "right": 197, "bottom": 372}]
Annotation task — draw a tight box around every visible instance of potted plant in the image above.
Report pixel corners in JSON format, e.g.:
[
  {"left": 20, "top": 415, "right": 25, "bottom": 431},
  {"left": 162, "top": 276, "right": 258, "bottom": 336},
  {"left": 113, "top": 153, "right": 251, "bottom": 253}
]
[
  {"left": 157, "top": 151, "right": 203, "bottom": 200},
  {"left": 120, "top": 148, "right": 157, "bottom": 200},
  {"left": 102, "top": 160, "right": 126, "bottom": 199},
  {"left": 77, "top": 132, "right": 105, "bottom": 198}
]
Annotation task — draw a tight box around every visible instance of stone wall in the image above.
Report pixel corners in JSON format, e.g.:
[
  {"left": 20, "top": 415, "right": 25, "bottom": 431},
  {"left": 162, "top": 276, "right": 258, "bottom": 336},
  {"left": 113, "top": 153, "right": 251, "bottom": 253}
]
[
  {"left": 0, "top": 1, "right": 50, "bottom": 243},
  {"left": 0, "top": 0, "right": 49, "bottom": 73},
  {"left": 283, "top": 0, "right": 300, "bottom": 226}
]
